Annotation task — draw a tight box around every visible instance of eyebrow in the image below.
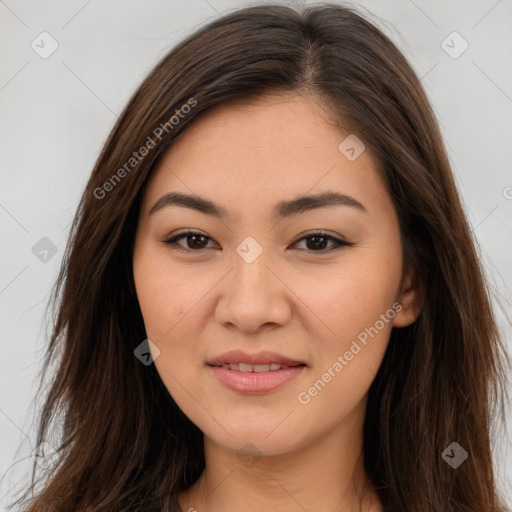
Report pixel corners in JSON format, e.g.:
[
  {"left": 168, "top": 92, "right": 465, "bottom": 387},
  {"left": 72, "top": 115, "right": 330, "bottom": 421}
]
[{"left": 149, "top": 191, "right": 367, "bottom": 218}]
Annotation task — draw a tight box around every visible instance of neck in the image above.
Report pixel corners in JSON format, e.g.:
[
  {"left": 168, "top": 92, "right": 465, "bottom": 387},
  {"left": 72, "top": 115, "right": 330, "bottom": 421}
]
[{"left": 177, "top": 398, "right": 383, "bottom": 512}]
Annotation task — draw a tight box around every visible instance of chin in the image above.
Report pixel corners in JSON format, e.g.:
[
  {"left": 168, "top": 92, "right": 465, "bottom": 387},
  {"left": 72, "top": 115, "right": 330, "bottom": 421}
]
[{"left": 201, "top": 417, "right": 311, "bottom": 458}]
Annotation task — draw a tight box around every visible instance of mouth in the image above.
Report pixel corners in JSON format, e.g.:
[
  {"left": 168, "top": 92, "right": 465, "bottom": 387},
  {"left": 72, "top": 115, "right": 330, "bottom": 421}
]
[
  {"left": 206, "top": 350, "right": 307, "bottom": 369},
  {"left": 206, "top": 351, "right": 307, "bottom": 394},
  {"left": 209, "top": 362, "right": 306, "bottom": 372}
]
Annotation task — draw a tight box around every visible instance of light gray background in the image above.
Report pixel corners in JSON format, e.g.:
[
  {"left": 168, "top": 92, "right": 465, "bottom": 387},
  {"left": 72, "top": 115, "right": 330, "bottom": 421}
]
[{"left": 1, "top": 0, "right": 511, "bottom": 508}]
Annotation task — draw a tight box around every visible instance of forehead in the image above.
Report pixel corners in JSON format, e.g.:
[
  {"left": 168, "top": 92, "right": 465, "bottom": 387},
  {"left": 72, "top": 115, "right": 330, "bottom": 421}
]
[{"left": 141, "top": 92, "right": 389, "bottom": 220}]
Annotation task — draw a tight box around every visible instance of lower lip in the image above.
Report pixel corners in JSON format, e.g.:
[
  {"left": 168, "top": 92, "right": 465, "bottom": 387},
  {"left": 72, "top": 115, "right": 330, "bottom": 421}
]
[{"left": 208, "top": 365, "right": 306, "bottom": 394}]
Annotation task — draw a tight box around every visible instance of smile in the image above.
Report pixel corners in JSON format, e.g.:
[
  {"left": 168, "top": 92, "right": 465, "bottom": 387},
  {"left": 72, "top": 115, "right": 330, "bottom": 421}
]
[
  {"left": 208, "top": 364, "right": 306, "bottom": 394},
  {"left": 214, "top": 362, "right": 301, "bottom": 372}
]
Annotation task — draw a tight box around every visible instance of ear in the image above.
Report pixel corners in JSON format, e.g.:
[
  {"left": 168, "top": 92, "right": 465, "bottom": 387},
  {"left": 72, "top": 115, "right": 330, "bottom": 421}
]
[{"left": 393, "top": 264, "right": 425, "bottom": 328}]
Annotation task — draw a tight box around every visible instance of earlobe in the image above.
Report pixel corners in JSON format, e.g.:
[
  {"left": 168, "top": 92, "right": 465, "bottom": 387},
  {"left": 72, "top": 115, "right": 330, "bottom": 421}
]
[{"left": 393, "top": 267, "right": 425, "bottom": 328}]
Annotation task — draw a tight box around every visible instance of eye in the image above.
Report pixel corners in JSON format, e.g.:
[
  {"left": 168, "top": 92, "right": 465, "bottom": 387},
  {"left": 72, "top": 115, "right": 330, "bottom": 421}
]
[
  {"left": 162, "top": 230, "right": 352, "bottom": 253},
  {"left": 292, "top": 231, "right": 353, "bottom": 252},
  {"left": 163, "top": 230, "right": 217, "bottom": 252}
]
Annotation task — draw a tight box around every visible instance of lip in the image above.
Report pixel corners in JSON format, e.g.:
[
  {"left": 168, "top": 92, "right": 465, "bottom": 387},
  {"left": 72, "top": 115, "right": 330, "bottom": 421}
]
[
  {"left": 207, "top": 350, "right": 306, "bottom": 367},
  {"left": 208, "top": 365, "right": 306, "bottom": 394}
]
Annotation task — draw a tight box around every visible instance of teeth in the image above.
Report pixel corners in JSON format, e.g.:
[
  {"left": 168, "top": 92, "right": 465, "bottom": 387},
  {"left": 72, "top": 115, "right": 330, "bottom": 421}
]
[
  {"left": 253, "top": 364, "right": 270, "bottom": 372},
  {"left": 219, "top": 363, "right": 294, "bottom": 372}
]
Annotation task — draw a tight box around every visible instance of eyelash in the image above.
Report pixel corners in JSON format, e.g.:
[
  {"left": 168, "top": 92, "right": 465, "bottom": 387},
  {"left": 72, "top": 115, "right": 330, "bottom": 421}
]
[{"left": 162, "top": 230, "right": 353, "bottom": 254}]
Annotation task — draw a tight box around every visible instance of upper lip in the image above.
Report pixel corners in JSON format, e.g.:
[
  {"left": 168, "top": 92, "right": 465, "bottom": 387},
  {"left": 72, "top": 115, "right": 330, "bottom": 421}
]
[{"left": 207, "top": 350, "right": 306, "bottom": 367}]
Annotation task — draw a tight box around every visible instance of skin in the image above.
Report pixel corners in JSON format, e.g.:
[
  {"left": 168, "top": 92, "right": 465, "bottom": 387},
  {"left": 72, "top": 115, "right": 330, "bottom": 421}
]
[{"left": 132, "top": 91, "right": 423, "bottom": 512}]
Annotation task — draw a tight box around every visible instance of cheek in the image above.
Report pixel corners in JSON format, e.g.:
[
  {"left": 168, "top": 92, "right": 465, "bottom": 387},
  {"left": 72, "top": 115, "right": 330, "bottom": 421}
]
[
  {"left": 133, "top": 256, "right": 202, "bottom": 401},
  {"left": 295, "top": 248, "right": 402, "bottom": 368},
  {"left": 133, "top": 244, "right": 216, "bottom": 391},
  {"left": 133, "top": 243, "right": 193, "bottom": 339},
  {"left": 315, "top": 258, "right": 399, "bottom": 323},
  {"left": 293, "top": 271, "right": 398, "bottom": 417}
]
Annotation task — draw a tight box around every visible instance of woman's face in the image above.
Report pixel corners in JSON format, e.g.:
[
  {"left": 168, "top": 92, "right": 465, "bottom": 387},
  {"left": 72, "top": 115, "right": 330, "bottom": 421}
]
[{"left": 133, "top": 92, "right": 420, "bottom": 456}]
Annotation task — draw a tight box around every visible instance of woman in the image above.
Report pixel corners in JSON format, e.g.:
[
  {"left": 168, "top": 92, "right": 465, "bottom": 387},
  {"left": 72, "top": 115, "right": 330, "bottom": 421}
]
[{"left": 13, "top": 3, "right": 510, "bottom": 511}]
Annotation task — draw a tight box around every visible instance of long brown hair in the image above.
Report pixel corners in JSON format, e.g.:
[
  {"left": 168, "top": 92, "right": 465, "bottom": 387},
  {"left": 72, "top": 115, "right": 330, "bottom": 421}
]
[{"left": 10, "top": 3, "right": 510, "bottom": 511}]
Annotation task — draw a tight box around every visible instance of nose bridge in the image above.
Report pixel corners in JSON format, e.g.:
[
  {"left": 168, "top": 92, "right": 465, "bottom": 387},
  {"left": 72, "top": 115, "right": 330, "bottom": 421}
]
[
  {"left": 215, "top": 234, "right": 290, "bottom": 332},
  {"left": 230, "top": 234, "right": 273, "bottom": 296}
]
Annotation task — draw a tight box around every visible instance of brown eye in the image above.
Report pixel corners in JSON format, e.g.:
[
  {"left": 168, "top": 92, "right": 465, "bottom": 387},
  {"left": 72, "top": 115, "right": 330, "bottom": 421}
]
[
  {"left": 163, "top": 230, "right": 352, "bottom": 254},
  {"left": 292, "top": 232, "right": 352, "bottom": 252},
  {"left": 163, "top": 230, "right": 216, "bottom": 251}
]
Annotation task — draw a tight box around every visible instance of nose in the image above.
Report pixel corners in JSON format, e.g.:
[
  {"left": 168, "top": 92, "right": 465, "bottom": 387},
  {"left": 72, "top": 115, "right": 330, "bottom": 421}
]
[{"left": 215, "top": 246, "right": 292, "bottom": 334}]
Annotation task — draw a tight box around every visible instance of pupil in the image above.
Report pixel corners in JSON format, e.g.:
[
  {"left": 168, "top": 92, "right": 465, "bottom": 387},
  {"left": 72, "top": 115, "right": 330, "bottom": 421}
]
[
  {"left": 189, "top": 235, "right": 207, "bottom": 249},
  {"left": 307, "top": 235, "right": 327, "bottom": 250}
]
